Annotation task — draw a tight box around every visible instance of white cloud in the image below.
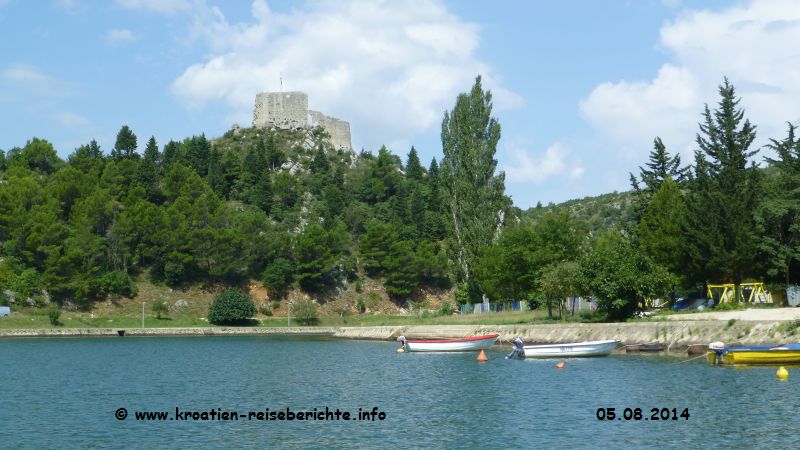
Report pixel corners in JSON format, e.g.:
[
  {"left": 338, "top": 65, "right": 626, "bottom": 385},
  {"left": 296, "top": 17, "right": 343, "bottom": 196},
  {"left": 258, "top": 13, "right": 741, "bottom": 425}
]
[
  {"left": 1, "top": 64, "right": 74, "bottom": 96},
  {"left": 503, "top": 140, "right": 584, "bottom": 184},
  {"left": 580, "top": 0, "right": 800, "bottom": 164},
  {"left": 106, "top": 28, "right": 138, "bottom": 45},
  {"left": 53, "top": 0, "right": 88, "bottom": 15},
  {"left": 115, "top": 0, "right": 191, "bottom": 14},
  {"left": 51, "top": 111, "right": 92, "bottom": 127},
  {"left": 170, "top": 0, "right": 520, "bottom": 150}
]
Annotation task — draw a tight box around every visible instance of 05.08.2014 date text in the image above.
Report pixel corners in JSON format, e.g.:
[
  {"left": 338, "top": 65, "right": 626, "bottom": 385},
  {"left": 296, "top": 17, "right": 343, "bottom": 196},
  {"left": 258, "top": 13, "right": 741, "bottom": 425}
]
[{"left": 595, "top": 407, "right": 689, "bottom": 421}]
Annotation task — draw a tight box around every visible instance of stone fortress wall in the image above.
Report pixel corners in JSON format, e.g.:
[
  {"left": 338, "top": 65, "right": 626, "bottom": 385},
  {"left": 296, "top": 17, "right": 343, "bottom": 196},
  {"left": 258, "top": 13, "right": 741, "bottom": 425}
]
[
  {"left": 308, "top": 111, "right": 352, "bottom": 151},
  {"left": 252, "top": 91, "right": 352, "bottom": 149},
  {"left": 252, "top": 92, "right": 309, "bottom": 130}
]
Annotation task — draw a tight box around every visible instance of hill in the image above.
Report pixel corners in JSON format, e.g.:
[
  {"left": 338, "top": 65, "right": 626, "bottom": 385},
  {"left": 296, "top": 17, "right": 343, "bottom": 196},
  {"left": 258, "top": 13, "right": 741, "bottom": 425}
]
[{"left": 525, "top": 190, "right": 636, "bottom": 233}]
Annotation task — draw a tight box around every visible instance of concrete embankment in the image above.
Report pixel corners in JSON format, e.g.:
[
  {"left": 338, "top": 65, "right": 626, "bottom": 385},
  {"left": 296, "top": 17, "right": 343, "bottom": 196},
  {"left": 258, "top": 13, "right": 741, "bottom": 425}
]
[
  {"left": 1, "top": 320, "right": 794, "bottom": 349},
  {"left": 0, "top": 327, "right": 337, "bottom": 338},
  {"left": 335, "top": 321, "right": 793, "bottom": 350}
]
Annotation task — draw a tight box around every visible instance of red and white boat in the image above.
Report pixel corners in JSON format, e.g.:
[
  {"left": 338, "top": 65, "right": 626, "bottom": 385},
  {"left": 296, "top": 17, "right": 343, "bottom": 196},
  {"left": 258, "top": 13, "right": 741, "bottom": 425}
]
[{"left": 397, "top": 334, "right": 499, "bottom": 352}]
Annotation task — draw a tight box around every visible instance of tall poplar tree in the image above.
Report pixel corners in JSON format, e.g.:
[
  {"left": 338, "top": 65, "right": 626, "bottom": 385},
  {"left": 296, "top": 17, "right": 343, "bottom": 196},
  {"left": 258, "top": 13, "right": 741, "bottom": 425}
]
[
  {"left": 684, "top": 78, "right": 760, "bottom": 297},
  {"left": 440, "top": 76, "right": 509, "bottom": 296}
]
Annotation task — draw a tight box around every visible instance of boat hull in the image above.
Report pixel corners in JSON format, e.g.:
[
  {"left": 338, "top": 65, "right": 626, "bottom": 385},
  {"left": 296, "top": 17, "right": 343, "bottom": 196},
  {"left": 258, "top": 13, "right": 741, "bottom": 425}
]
[
  {"left": 707, "top": 345, "right": 800, "bottom": 365},
  {"left": 520, "top": 340, "right": 619, "bottom": 358},
  {"left": 402, "top": 334, "right": 499, "bottom": 352}
]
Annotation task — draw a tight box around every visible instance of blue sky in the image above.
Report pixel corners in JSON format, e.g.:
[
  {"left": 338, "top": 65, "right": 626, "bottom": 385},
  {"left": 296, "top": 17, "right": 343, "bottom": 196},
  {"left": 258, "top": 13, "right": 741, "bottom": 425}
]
[{"left": 2, "top": 0, "right": 798, "bottom": 208}]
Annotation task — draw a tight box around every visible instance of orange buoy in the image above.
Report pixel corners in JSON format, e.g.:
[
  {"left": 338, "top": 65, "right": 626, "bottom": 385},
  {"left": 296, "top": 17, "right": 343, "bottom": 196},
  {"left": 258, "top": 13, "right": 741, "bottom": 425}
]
[
  {"left": 556, "top": 361, "right": 565, "bottom": 369},
  {"left": 476, "top": 349, "right": 488, "bottom": 362}
]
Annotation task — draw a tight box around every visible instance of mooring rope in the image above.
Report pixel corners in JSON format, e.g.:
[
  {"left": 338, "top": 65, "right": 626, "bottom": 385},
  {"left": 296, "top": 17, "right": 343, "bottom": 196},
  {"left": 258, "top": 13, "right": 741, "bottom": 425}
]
[{"left": 673, "top": 353, "right": 709, "bottom": 364}]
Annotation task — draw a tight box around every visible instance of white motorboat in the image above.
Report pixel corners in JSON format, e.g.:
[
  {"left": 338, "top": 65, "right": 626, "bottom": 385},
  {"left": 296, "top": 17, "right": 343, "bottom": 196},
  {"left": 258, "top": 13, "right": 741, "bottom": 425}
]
[{"left": 506, "top": 338, "right": 619, "bottom": 359}]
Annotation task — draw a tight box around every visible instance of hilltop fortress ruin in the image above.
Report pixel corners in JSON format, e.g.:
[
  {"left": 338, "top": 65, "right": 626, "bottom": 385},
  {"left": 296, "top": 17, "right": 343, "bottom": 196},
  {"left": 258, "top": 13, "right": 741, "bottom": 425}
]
[{"left": 252, "top": 91, "right": 352, "bottom": 150}]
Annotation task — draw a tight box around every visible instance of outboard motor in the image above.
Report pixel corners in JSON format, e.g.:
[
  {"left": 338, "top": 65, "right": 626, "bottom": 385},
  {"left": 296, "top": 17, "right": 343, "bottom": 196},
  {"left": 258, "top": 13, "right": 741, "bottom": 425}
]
[
  {"left": 505, "top": 337, "right": 525, "bottom": 359},
  {"left": 708, "top": 341, "right": 726, "bottom": 365},
  {"left": 397, "top": 335, "right": 407, "bottom": 352}
]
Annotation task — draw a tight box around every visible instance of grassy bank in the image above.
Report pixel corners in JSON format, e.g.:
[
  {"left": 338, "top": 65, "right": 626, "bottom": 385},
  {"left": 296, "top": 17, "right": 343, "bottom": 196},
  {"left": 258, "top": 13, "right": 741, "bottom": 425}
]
[{"left": 0, "top": 309, "right": 603, "bottom": 329}]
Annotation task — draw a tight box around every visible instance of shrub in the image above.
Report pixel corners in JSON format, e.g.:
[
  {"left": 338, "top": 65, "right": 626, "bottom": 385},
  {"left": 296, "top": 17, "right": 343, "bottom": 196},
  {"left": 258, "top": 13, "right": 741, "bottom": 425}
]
[
  {"left": 367, "top": 292, "right": 380, "bottom": 310},
  {"left": 355, "top": 280, "right": 363, "bottom": 293},
  {"left": 96, "top": 271, "right": 137, "bottom": 299},
  {"left": 357, "top": 298, "right": 366, "bottom": 314},
  {"left": 454, "top": 283, "right": 471, "bottom": 306},
  {"left": 714, "top": 301, "right": 747, "bottom": 311},
  {"left": 271, "top": 300, "right": 281, "bottom": 310},
  {"left": 208, "top": 288, "right": 257, "bottom": 325},
  {"left": 152, "top": 300, "right": 169, "bottom": 319},
  {"left": 778, "top": 320, "right": 800, "bottom": 336},
  {"left": 262, "top": 258, "right": 294, "bottom": 298},
  {"left": 342, "top": 255, "right": 358, "bottom": 282},
  {"left": 48, "top": 305, "right": 61, "bottom": 326},
  {"left": 438, "top": 302, "right": 454, "bottom": 316},
  {"left": 259, "top": 306, "right": 273, "bottom": 316},
  {"left": 292, "top": 298, "right": 319, "bottom": 325}
]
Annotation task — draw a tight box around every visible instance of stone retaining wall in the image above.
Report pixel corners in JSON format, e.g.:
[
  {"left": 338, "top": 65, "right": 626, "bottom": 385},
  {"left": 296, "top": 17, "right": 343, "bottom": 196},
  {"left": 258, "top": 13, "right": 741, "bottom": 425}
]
[{"left": 1, "top": 321, "right": 790, "bottom": 349}]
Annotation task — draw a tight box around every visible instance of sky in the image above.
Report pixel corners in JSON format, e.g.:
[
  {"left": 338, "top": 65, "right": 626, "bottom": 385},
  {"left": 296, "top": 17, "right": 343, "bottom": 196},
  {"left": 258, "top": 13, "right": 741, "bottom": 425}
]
[{"left": 2, "top": 0, "right": 799, "bottom": 208}]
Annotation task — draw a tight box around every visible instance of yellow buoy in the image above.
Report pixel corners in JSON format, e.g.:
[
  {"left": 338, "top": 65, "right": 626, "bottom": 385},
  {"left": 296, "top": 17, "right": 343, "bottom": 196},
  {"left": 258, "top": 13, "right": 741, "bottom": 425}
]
[
  {"left": 476, "top": 349, "right": 488, "bottom": 362},
  {"left": 777, "top": 366, "right": 789, "bottom": 380},
  {"left": 556, "top": 361, "right": 565, "bottom": 369}
]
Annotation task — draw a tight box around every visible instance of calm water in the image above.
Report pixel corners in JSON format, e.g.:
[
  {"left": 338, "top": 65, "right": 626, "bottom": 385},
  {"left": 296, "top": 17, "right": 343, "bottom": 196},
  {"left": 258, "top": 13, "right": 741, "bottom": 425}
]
[{"left": 1, "top": 336, "right": 798, "bottom": 449}]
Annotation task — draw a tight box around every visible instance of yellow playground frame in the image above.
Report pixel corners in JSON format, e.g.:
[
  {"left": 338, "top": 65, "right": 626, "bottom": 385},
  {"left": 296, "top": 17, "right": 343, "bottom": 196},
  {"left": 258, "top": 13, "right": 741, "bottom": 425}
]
[{"left": 706, "top": 282, "right": 773, "bottom": 304}]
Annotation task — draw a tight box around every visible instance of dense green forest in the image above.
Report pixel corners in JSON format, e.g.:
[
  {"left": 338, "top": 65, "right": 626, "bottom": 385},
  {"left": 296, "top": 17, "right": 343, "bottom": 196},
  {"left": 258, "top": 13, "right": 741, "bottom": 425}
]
[{"left": 1, "top": 77, "right": 799, "bottom": 319}]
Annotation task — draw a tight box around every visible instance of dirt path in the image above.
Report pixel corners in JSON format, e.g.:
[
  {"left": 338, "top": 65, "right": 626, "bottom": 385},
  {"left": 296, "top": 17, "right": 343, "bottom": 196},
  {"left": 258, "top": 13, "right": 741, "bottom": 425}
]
[{"left": 663, "top": 307, "right": 800, "bottom": 321}]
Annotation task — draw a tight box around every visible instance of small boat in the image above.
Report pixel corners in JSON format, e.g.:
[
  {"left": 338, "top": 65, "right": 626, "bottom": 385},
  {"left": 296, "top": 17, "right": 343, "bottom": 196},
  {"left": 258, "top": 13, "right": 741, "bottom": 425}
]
[
  {"left": 397, "top": 334, "right": 499, "bottom": 352},
  {"left": 506, "top": 338, "right": 619, "bottom": 359},
  {"left": 626, "top": 343, "right": 665, "bottom": 353},
  {"left": 707, "top": 342, "right": 800, "bottom": 365}
]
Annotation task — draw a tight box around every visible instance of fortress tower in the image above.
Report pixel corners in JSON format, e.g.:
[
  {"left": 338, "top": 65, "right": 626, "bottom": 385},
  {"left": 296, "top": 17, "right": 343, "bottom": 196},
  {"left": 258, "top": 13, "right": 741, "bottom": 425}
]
[{"left": 252, "top": 91, "right": 352, "bottom": 149}]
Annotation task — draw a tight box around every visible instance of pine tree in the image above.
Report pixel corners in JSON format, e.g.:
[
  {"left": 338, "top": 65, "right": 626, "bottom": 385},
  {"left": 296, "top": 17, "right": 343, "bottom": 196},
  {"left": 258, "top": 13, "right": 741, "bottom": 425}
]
[
  {"left": 112, "top": 125, "right": 138, "bottom": 161},
  {"left": 423, "top": 157, "right": 445, "bottom": 240},
  {"left": 684, "top": 78, "right": 760, "bottom": 297},
  {"left": 635, "top": 137, "right": 687, "bottom": 192},
  {"left": 162, "top": 140, "right": 182, "bottom": 169},
  {"left": 384, "top": 241, "right": 419, "bottom": 298},
  {"left": 240, "top": 141, "right": 271, "bottom": 213},
  {"left": 266, "top": 135, "right": 285, "bottom": 171},
  {"left": 629, "top": 137, "right": 687, "bottom": 226},
  {"left": 360, "top": 220, "right": 397, "bottom": 276},
  {"left": 207, "top": 148, "right": 226, "bottom": 198},
  {"left": 136, "top": 136, "right": 161, "bottom": 202},
  {"left": 405, "top": 147, "right": 424, "bottom": 180},
  {"left": 639, "top": 177, "right": 686, "bottom": 277},
  {"left": 184, "top": 134, "right": 210, "bottom": 176},
  {"left": 756, "top": 123, "right": 800, "bottom": 284}
]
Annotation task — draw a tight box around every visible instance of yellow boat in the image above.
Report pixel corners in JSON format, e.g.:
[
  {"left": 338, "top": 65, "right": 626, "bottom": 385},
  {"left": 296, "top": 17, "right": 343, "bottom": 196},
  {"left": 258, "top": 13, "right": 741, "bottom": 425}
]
[{"left": 707, "top": 342, "right": 800, "bottom": 365}]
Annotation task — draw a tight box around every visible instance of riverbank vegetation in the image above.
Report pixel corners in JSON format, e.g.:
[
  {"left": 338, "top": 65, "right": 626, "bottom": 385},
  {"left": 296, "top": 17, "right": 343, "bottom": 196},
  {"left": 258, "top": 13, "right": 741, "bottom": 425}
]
[{"left": 1, "top": 76, "right": 799, "bottom": 324}]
